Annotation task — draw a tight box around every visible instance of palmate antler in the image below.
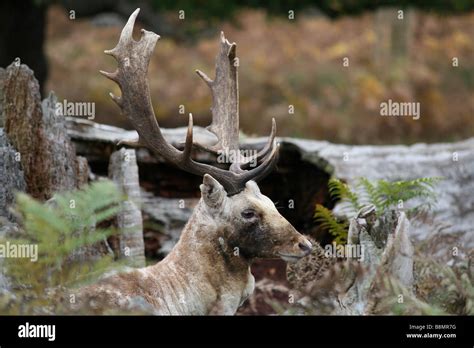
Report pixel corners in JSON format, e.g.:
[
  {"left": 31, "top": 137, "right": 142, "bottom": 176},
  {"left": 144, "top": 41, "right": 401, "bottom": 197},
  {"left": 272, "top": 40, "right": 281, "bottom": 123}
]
[
  {"left": 100, "top": 8, "right": 278, "bottom": 195},
  {"left": 194, "top": 32, "right": 277, "bottom": 170}
]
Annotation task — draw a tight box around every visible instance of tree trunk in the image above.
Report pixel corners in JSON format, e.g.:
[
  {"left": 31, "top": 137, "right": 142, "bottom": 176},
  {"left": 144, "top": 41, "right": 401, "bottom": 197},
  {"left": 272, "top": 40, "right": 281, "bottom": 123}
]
[
  {"left": 108, "top": 148, "right": 145, "bottom": 267},
  {"left": 0, "top": 1, "right": 47, "bottom": 96},
  {"left": 3, "top": 63, "right": 86, "bottom": 200}
]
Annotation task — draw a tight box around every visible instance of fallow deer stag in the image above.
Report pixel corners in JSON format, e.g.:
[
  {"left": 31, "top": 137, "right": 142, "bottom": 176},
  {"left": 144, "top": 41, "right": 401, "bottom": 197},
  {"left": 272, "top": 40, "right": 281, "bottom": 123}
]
[{"left": 74, "top": 8, "right": 312, "bottom": 315}]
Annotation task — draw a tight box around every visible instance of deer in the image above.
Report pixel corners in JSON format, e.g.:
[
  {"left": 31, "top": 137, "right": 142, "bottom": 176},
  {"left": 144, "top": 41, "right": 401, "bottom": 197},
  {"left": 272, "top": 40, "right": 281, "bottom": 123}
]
[{"left": 72, "top": 8, "right": 312, "bottom": 315}]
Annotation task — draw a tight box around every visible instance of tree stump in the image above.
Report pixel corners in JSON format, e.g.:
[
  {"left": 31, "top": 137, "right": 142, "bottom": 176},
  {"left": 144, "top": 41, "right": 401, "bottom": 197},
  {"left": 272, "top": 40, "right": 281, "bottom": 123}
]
[
  {"left": 3, "top": 62, "right": 87, "bottom": 200},
  {"left": 108, "top": 148, "right": 145, "bottom": 267}
]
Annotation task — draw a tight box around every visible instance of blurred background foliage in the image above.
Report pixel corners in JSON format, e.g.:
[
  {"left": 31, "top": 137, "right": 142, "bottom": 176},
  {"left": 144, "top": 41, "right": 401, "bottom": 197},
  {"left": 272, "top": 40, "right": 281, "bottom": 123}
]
[
  {"left": 1, "top": 181, "right": 125, "bottom": 314},
  {"left": 148, "top": 0, "right": 474, "bottom": 18},
  {"left": 1, "top": 0, "right": 473, "bottom": 144}
]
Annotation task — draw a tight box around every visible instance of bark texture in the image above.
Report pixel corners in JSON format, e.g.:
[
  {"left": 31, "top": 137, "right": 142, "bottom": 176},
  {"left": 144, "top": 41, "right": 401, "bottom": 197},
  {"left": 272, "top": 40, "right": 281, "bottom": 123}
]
[
  {"left": 66, "top": 117, "right": 474, "bottom": 250},
  {"left": 3, "top": 63, "right": 87, "bottom": 200},
  {"left": 108, "top": 148, "right": 145, "bottom": 267}
]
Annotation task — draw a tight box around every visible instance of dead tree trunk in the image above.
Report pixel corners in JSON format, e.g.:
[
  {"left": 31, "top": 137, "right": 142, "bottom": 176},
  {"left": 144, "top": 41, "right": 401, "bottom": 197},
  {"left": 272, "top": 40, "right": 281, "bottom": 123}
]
[
  {"left": 0, "top": 129, "right": 27, "bottom": 293},
  {"left": 1, "top": 62, "right": 113, "bottom": 267},
  {"left": 108, "top": 148, "right": 145, "bottom": 267},
  {"left": 3, "top": 62, "right": 87, "bottom": 200},
  {"left": 0, "top": 1, "right": 48, "bottom": 96},
  {"left": 339, "top": 208, "right": 414, "bottom": 314},
  {"left": 286, "top": 207, "right": 415, "bottom": 315},
  {"left": 0, "top": 129, "right": 26, "bottom": 221}
]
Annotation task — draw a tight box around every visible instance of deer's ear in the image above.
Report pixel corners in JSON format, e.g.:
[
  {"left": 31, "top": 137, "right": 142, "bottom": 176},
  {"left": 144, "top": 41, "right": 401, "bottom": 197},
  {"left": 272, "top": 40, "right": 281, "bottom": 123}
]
[{"left": 200, "top": 174, "right": 227, "bottom": 209}]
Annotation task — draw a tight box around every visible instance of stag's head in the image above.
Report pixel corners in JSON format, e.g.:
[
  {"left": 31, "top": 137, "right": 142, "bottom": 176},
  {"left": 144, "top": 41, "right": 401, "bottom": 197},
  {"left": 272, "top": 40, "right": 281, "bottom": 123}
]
[
  {"left": 101, "top": 8, "right": 311, "bottom": 262},
  {"left": 200, "top": 174, "right": 312, "bottom": 261}
]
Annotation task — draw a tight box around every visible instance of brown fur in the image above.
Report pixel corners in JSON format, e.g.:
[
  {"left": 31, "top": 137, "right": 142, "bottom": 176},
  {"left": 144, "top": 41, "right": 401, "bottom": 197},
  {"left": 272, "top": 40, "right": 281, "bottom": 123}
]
[{"left": 72, "top": 176, "right": 311, "bottom": 315}]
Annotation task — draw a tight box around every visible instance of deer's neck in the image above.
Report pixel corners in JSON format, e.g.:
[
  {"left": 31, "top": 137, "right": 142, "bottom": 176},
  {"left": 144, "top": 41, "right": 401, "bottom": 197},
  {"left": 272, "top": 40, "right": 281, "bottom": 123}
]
[{"left": 148, "top": 201, "right": 254, "bottom": 314}]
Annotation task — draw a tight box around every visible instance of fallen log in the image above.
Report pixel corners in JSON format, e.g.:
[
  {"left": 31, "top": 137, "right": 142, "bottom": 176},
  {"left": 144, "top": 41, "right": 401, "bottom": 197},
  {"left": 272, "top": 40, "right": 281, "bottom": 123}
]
[{"left": 66, "top": 117, "right": 474, "bottom": 252}]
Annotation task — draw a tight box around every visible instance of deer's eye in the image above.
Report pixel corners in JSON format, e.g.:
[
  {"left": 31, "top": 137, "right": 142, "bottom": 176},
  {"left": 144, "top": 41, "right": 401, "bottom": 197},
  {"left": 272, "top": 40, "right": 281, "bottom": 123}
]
[{"left": 241, "top": 209, "right": 257, "bottom": 219}]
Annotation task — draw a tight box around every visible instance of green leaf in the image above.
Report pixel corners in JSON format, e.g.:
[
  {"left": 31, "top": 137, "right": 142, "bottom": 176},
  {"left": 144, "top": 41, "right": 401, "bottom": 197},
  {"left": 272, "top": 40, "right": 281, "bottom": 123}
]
[
  {"left": 314, "top": 204, "right": 348, "bottom": 244},
  {"left": 1, "top": 180, "right": 126, "bottom": 315}
]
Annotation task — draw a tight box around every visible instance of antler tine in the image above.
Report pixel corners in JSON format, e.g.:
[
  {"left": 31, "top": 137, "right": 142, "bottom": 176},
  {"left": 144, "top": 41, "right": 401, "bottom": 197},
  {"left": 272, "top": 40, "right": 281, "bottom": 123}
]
[
  {"left": 239, "top": 141, "right": 280, "bottom": 182},
  {"left": 196, "top": 69, "right": 213, "bottom": 87},
  {"left": 182, "top": 113, "right": 194, "bottom": 160},
  {"left": 102, "top": 9, "right": 279, "bottom": 195},
  {"left": 190, "top": 116, "right": 276, "bottom": 170},
  {"left": 237, "top": 118, "right": 277, "bottom": 170}
]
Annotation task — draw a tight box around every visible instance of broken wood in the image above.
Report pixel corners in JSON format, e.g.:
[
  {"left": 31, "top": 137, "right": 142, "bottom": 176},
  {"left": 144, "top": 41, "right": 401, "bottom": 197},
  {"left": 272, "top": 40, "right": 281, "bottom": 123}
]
[
  {"left": 2, "top": 62, "right": 87, "bottom": 200},
  {"left": 0, "top": 129, "right": 26, "bottom": 221},
  {"left": 286, "top": 207, "right": 414, "bottom": 315},
  {"left": 108, "top": 148, "right": 145, "bottom": 267},
  {"left": 65, "top": 117, "right": 474, "bottom": 251}
]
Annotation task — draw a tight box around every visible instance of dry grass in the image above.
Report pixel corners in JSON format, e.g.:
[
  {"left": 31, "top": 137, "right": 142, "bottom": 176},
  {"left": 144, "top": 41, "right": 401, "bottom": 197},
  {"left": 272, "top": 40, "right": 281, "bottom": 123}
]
[{"left": 45, "top": 6, "right": 474, "bottom": 144}]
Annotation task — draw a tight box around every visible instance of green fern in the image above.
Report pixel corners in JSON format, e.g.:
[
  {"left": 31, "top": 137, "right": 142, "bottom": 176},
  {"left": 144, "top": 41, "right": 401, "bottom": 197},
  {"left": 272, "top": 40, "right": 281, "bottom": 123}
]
[
  {"left": 328, "top": 178, "right": 361, "bottom": 214},
  {"left": 314, "top": 176, "right": 441, "bottom": 244},
  {"left": 0, "top": 180, "right": 126, "bottom": 314},
  {"left": 357, "top": 177, "right": 384, "bottom": 209},
  {"left": 358, "top": 177, "right": 441, "bottom": 216},
  {"left": 314, "top": 204, "right": 349, "bottom": 244}
]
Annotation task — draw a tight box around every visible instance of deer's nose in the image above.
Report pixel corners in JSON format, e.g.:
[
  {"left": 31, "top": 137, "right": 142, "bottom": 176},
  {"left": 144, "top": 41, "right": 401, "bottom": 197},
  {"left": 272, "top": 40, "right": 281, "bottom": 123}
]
[{"left": 298, "top": 239, "right": 312, "bottom": 255}]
